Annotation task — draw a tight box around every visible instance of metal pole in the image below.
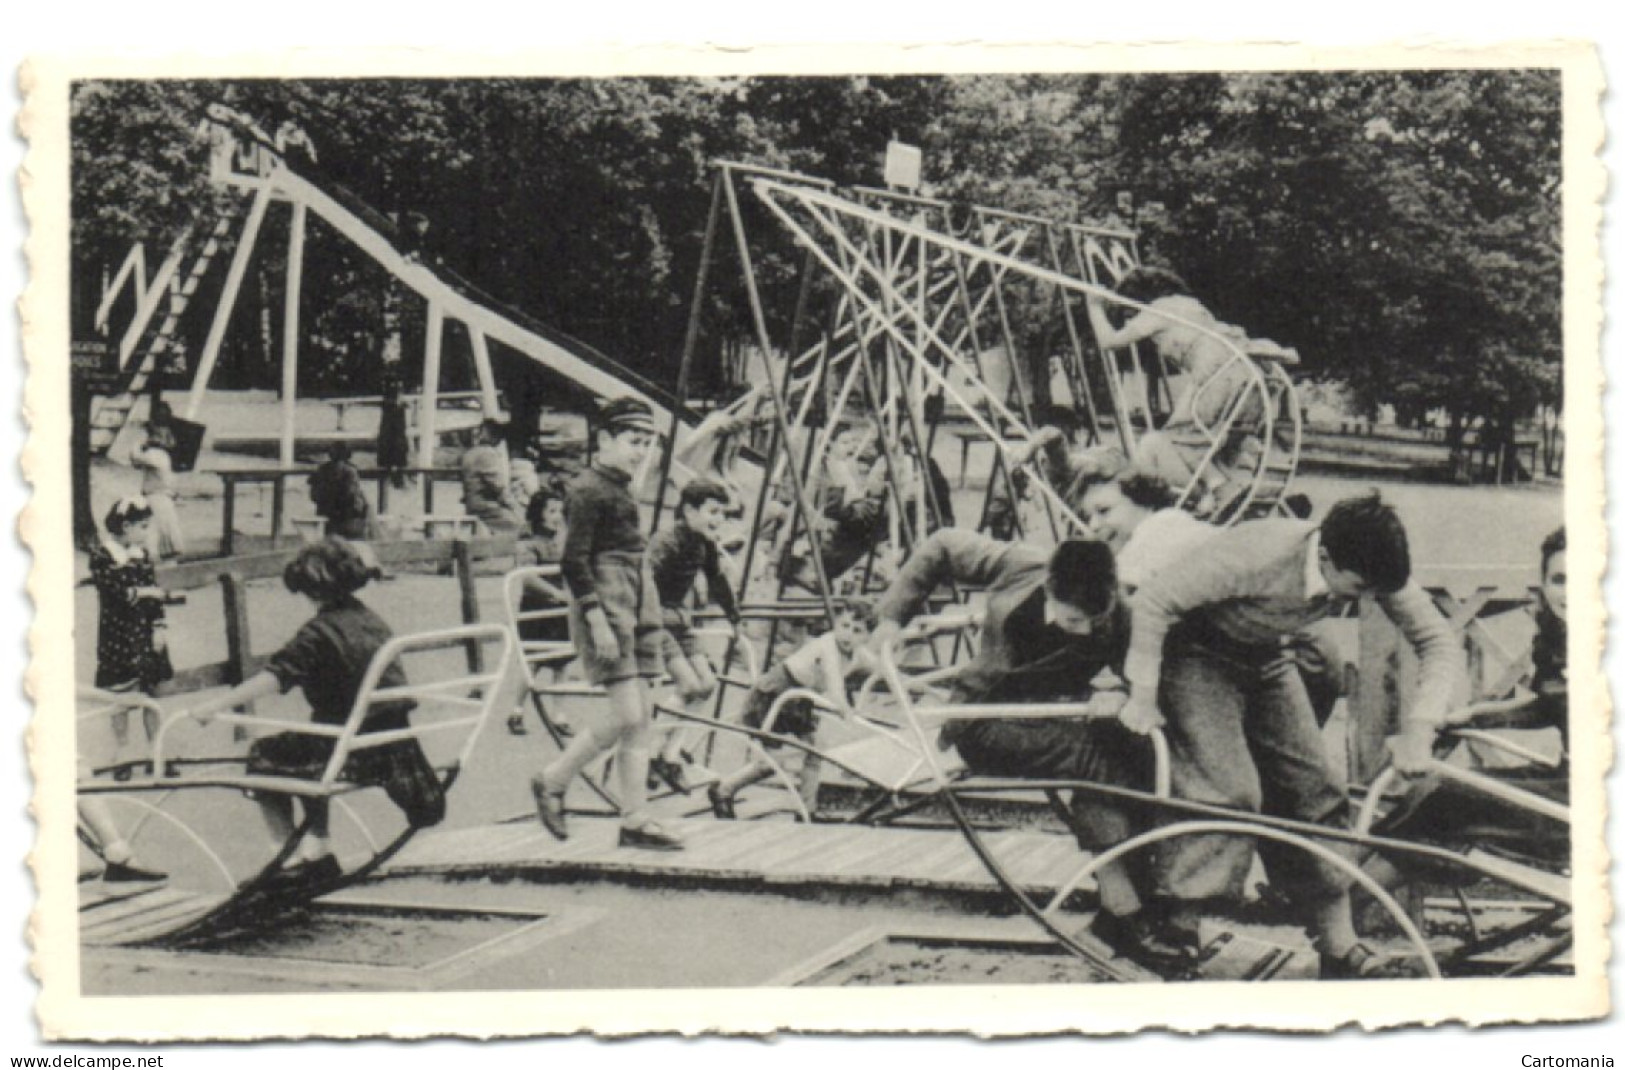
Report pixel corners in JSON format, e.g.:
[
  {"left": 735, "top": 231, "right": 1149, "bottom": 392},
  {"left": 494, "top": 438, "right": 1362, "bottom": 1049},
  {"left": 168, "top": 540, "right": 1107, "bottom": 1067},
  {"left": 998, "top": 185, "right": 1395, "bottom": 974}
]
[
  {"left": 648, "top": 170, "right": 725, "bottom": 535},
  {"left": 278, "top": 202, "right": 307, "bottom": 470},
  {"left": 186, "top": 184, "right": 272, "bottom": 420},
  {"left": 723, "top": 175, "right": 838, "bottom": 624}
]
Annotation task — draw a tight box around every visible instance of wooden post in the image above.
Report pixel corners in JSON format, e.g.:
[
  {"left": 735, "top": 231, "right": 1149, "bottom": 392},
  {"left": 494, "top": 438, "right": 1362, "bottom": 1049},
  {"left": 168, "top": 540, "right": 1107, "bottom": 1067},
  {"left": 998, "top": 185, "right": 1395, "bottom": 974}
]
[
  {"left": 469, "top": 330, "right": 500, "bottom": 420},
  {"left": 417, "top": 304, "right": 445, "bottom": 522},
  {"left": 221, "top": 476, "right": 237, "bottom": 558},
  {"left": 451, "top": 539, "right": 484, "bottom": 672},
  {"left": 219, "top": 571, "right": 255, "bottom": 741},
  {"left": 279, "top": 202, "right": 307, "bottom": 469},
  {"left": 417, "top": 303, "right": 444, "bottom": 472}
]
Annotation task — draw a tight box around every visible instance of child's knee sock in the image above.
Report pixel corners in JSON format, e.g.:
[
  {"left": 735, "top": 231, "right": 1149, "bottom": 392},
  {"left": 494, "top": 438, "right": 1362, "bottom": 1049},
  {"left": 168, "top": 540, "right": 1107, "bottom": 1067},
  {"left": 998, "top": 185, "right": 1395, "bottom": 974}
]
[
  {"left": 1095, "top": 859, "right": 1143, "bottom": 917},
  {"left": 616, "top": 743, "right": 652, "bottom": 825},
  {"left": 542, "top": 722, "right": 620, "bottom": 792},
  {"left": 715, "top": 759, "right": 771, "bottom": 800}
]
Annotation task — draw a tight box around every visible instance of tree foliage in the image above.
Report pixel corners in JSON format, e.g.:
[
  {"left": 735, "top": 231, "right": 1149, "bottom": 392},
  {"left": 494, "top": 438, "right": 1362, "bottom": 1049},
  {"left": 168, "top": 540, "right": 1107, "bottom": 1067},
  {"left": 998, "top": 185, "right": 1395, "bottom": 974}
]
[{"left": 70, "top": 71, "right": 1560, "bottom": 431}]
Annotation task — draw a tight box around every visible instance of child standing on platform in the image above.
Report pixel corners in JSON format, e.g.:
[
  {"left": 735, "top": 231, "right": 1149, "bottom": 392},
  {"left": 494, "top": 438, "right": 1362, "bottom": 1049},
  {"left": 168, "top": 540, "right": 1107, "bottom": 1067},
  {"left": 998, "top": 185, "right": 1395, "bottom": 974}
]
[
  {"left": 90, "top": 497, "right": 171, "bottom": 778},
  {"left": 646, "top": 477, "right": 741, "bottom": 791},
  {"left": 708, "top": 599, "right": 877, "bottom": 818},
  {"left": 531, "top": 397, "right": 684, "bottom": 851}
]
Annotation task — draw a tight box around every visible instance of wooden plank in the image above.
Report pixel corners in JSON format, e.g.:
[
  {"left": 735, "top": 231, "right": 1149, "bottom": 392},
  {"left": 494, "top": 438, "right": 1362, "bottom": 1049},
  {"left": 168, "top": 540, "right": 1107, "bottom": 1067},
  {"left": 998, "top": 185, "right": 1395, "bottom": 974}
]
[
  {"left": 880, "top": 833, "right": 967, "bottom": 881},
  {"left": 817, "top": 827, "right": 927, "bottom": 878},
  {"left": 158, "top": 534, "right": 514, "bottom": 591},
  {"left": 87, "top": 895, "right": 227, "bottom": 946},
  {"left": 747, "top": 826, "right": 862, "bottom": 875},
  {"left": 678, "top": 822, "right": 791, "bottom": 871},
  {"left": 453, "top": 540, "right": 484, "bottom": 672},
  {"left": 80, "top": 886, "right": 197, "bottom": 938},
  {"left": 417, "top": 824, "right": 535, "bottom": 867},
  {"left": 219, "top": 573, "right": 254, "bottom": 692}
]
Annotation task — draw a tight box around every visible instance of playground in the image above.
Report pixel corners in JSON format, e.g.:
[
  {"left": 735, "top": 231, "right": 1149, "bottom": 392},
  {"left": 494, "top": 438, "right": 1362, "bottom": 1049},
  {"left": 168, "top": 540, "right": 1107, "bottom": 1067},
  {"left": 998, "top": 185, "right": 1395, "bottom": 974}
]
[{"left": 67, "top": 90, "right": 1575, "bottom": 1003}]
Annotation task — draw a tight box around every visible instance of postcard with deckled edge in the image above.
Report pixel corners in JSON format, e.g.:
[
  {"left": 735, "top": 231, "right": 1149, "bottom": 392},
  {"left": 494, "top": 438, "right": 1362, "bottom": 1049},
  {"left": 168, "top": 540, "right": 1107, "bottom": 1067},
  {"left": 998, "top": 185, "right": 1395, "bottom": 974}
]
[{"left": 21, "top": 42, "right": 1608, "bottom": 1038}]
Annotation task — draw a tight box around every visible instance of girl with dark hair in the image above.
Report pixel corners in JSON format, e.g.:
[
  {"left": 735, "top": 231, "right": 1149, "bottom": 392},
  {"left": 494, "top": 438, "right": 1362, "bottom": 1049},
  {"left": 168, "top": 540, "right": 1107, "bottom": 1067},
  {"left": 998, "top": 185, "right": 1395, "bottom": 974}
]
[
  {"left": 185, "top": 537, "right": 444, "bottom": 882},
  {"left": 508, "top": 486, "right": 571, "bottom": 736},
  {"left": 91, "top": 496, "right": 171, "bottom": 778}
]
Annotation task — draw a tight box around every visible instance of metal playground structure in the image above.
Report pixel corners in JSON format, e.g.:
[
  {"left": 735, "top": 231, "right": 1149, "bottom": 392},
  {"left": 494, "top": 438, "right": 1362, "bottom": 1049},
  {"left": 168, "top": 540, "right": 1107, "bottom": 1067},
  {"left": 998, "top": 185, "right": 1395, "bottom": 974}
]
[{"left": 75, "top": 123, "right": 1569, "bottom": 982}]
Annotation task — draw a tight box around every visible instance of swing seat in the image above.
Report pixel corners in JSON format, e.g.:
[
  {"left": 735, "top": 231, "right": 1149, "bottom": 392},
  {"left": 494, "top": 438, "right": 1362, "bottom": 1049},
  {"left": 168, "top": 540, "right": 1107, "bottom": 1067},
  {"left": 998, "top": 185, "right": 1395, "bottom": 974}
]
[{"left": 75, "top": 623, "right": 515, "bottom": 947}]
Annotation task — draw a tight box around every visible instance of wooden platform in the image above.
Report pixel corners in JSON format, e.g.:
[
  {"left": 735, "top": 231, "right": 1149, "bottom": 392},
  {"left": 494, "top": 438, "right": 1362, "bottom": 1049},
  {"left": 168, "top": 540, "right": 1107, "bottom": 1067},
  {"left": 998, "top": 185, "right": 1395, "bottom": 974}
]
[
  {"left": 79, "top": 881, "right": 229, "bottom": 947},
  {"left": 379, "top": 816, "right": 1096, "bottom": 901}
]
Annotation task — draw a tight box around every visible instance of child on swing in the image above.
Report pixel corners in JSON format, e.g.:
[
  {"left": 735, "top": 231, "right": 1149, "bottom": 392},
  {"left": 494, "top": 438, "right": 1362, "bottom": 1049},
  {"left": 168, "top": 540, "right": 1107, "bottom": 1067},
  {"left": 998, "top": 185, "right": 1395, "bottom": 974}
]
[
  {"left": 184, "top": 537, "right": 446, "bottom": 884},
  {"left": 707, "top": 598, "right": 877, "bottom": 819},
  {"left": 90, "top": 497, "right": 171, "bottom": 780},
  {"left": 531, "top": 397, "right": 684, "bottom": 851}
]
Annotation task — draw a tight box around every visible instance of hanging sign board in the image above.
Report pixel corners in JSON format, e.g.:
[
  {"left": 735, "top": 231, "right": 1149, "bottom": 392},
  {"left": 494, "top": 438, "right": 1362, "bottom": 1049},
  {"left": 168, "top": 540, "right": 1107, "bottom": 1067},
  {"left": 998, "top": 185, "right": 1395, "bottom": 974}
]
[{"left": 884, "top": 141, "right": 922, "bottom": 192}]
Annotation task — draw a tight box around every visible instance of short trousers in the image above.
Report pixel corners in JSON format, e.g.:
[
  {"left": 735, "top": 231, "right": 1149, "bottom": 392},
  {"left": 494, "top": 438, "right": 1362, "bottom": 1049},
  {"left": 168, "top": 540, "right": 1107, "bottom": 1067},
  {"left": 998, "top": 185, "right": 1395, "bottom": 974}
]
[
  {"left": 660, "top": 606, "right": 704, "bottom": 661},
  {"left": 569, "top": 551, "right": 666, "bottom": 685}
]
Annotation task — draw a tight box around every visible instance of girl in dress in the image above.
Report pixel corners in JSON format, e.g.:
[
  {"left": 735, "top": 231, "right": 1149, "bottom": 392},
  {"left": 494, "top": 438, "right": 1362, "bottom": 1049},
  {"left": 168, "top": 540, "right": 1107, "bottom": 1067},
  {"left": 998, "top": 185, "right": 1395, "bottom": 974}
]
[
  {"left": 509, "top": 487, "right": 572, "bottom": 735},
  {"left": 90, "top": 497, "right": 170, "bottom": 778}
]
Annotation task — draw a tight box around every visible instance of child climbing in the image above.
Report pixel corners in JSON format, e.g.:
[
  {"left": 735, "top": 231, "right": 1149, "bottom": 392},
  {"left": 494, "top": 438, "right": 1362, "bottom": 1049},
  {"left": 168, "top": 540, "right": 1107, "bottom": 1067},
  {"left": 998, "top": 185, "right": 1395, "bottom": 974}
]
[
  {"left": 646, "top": 477, "right": 742, "bottom": 792},
  {"left": 1085, "top": 266, "right": 1289, "bottom": 513}
]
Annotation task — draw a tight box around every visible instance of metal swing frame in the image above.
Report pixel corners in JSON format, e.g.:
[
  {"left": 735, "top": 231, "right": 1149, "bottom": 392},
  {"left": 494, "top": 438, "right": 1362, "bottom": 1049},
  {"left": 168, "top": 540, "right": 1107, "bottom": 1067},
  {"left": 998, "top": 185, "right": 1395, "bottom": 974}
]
[{"left": 76, "top": 623, "right": 515, "bottom": 947}]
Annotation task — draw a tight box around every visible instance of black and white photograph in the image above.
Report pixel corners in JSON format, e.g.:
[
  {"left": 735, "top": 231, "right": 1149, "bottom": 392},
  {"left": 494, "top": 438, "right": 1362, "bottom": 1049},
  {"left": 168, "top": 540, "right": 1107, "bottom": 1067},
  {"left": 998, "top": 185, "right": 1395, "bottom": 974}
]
[{"left": 19, "top": 43, "right": 1606, "bottom": 1037}]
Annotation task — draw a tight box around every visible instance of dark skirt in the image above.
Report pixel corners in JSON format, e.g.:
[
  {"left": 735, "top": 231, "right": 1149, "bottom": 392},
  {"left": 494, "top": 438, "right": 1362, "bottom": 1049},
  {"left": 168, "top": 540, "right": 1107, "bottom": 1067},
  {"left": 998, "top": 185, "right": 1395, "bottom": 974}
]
[{"left": 246, "top": 731, "right": 446, "bottom": 829}]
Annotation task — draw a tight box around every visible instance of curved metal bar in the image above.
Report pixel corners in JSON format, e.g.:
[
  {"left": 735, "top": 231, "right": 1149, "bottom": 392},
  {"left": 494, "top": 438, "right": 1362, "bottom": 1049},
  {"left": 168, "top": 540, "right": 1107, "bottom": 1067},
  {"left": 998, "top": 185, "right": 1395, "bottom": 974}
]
[
  {"left": 98, "top": 793, "right": 239, "bottom": 893},
  {"left": 1450, "top": 729, "right": 1563, "bottom": 770},
  {"left": 331, "top": 796, "right": 382, "bottom": 854},
  {"left": 1024, "top": 817, "right": 1441, "bottom": 979},
  {"left": 652, "top": 705, "right": 925, "bottom": 797},
  {"left": 1356, "top": 759, "right": 1569, "bottom": 835},
  {"left": 1355, "top": 768, "right": 1401, "bottom": 837},
  {"left": 949, "top": 774, "right": 1573, "bottom": 908},
  {"left": 938, "top": 789, "right": 1143, "bottom": 981}
]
